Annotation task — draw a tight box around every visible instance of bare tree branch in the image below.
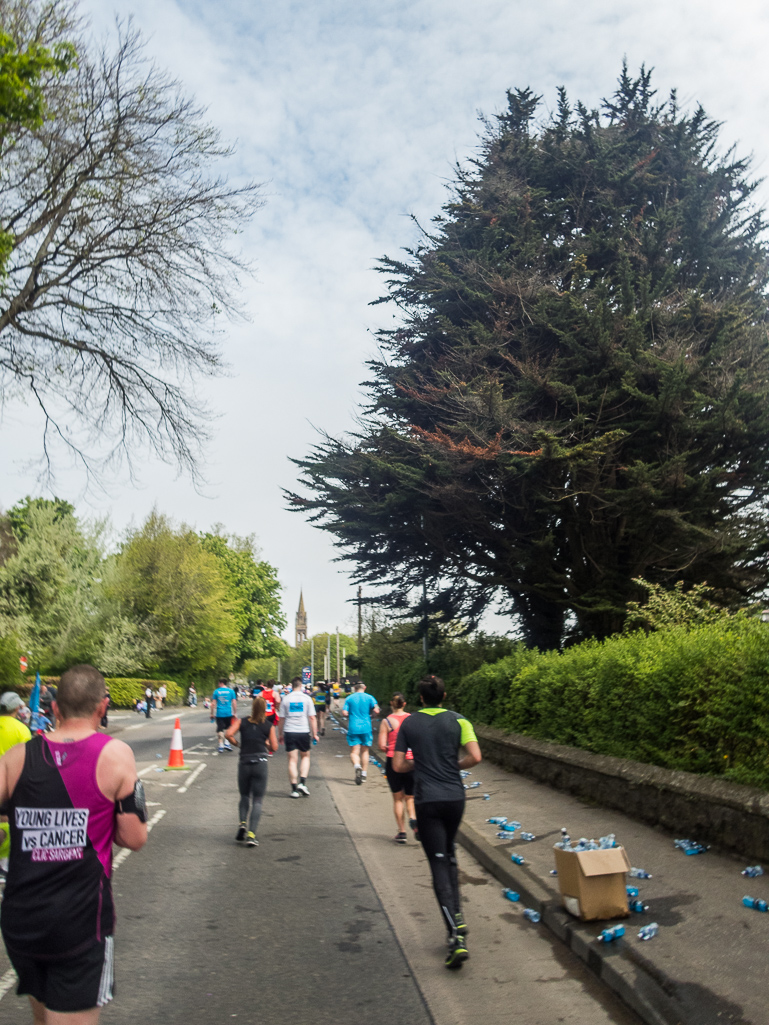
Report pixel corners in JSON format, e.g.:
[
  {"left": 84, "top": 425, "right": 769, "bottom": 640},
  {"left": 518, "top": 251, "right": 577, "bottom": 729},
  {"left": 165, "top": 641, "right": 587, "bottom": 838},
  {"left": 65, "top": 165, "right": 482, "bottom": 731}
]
[{"left": 0, "top": 1, "right": 263, "bottom": 482}]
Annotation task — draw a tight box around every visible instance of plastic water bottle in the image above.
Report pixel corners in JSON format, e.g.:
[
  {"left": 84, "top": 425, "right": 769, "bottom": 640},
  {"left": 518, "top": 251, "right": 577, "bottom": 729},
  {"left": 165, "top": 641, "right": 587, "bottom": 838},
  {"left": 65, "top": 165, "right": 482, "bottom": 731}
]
[
  {"left": 488, "top": 817, "right": 507, "bottom": 825},
  {"left": 629, "top": 899, "right": 649, "bottom": 913},
  {"left": 742, "top": 866, "right": 764, "bottom": 878},
  {"left": 626, "top": 885, "right": 640, "bottom": 897},
  {"left": 496, "top": 831, "right": 511, "bottom": 839},
  {"left": 520, "top": 832, "right": 536, "bottom": 841},
  {"left": 468, "top": 781, "right": 481, "bottom": 789},
  {"left": 629, "top": 867, "right": 653, "bottom": 879},
  {"left": 483, "top": 794, "right": 491, "bottom": 800},
  {"left": 638, "top": 923, "right": 659, "bottom": 941},
  {"left": 597, "top": 924, "right": 625, "bottom": 943},
  {"left": 550, "top": 869, "right": 558, "bottom": 876},
  {"left": 460, "top": 770, "right": 471, "bottom": 778},
  {"left": 502, "top": 822, "right": 519, "bottom": 833},
  {"left": 502, "top": 888, "right": 520, "bottom": 902},
  {"left": 742, "top": 896, "right": 769, "bottom": 912},
  {"left": 674, "top": 838, "right": 709, "bottom": 855},
  {"left": 523, "top": 909, "right": 540, "bottom": 923},
  {"left": 510, "top": 853, "right": 525, "bottom": 865},
  {"left": 598, "top": 834, "right": 617, "bottom": 849}
]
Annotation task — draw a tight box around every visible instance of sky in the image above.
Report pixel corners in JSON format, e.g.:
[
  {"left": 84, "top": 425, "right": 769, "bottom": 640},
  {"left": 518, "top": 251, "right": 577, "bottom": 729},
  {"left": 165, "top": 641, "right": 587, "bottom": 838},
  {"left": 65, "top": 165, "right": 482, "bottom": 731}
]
[{"left": 2, "top": 0, "right": 768, "bottom": 643}]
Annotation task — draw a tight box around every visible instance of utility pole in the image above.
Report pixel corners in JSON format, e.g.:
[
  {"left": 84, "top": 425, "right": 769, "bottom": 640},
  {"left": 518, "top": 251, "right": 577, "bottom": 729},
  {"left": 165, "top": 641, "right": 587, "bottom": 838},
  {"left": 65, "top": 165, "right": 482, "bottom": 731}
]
[
  {"left": 327, "top": 634, "right": 332, "bottom": 681},
  {"left": 342, "top": 646, "right": 346, "bottom": 679},
  {"left": 310, "top": 637, "right": 314, "bottom": 684},
  {"left": 357, "top": 585, "right": 362, "bottom": 653},
  {"left": 336, "top": 627, "right": 341, "bottom": 683}
]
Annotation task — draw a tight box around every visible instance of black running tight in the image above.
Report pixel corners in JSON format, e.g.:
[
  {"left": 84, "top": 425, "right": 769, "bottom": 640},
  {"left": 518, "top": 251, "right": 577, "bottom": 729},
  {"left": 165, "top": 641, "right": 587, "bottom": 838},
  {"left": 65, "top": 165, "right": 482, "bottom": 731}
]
[
  {"left": 415, "top": 799, "right": 465, "bottom": 934},
  {"left": 238, "top": 760, "right": 269, "bottom": 834}
]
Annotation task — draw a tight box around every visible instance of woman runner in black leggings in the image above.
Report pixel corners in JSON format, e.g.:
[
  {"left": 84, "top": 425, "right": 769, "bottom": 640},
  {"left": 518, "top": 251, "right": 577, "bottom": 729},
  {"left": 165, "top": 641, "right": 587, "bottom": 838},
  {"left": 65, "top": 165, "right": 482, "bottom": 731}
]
[{"left": 225, "top": 696, "right": 278, "bottom": 847}]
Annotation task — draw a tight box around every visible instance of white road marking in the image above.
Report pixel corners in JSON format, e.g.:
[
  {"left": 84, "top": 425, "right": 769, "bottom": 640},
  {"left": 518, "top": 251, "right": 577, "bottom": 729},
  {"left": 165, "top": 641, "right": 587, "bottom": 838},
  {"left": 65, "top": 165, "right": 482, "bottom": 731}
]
[
  {"left": 178, "top": 763, "right": 206, "bottom": 793},
  {"left": 113, "top": 809, "right": 167, "bottom": 873},
  {"left": 0, "top": 968, "right": 17, "bottom": 1000}
]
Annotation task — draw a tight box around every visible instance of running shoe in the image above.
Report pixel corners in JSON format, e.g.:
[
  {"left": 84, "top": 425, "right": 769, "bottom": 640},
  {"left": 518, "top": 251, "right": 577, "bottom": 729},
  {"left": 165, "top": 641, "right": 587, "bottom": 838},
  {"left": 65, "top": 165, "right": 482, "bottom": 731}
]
[
  {"left": 246, "top": 832, "right": 258, "bottom": 847},
  {"left": 290, "top": 789, "right": 300, "bottom": 798},
  {"left": 235, "top": 823, "right": 247, "bottom": 842},
  {"left": 394, "top": 832, "right": 407, "bottom": 845},
  {"left": 223, "top": 740, "right": 232, "bottom": 751},
  {"left": 355, "top": 766, "right": 363, "bottom": 785},
  {"left": 296, "top": 782, "right": 310, "bottom": 797},
  {"left": 454, "top": 911, "right": 468, "bottom": 936},
  {"left": 218, "top": 746, "right": 224, "bottom": 753},
  {"left": 361, "top": 771, "right": 367, "bottom": 781},
  {"left": 444, "top": 935, "right": 469, "bottom": 970}
]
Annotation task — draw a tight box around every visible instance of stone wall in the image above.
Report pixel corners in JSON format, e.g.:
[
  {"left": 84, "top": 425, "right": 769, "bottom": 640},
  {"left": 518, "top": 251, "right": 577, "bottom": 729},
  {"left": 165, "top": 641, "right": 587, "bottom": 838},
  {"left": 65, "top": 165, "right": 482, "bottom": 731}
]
[{"left": 475, "top": 725, "right": 769, "bottom": 861}]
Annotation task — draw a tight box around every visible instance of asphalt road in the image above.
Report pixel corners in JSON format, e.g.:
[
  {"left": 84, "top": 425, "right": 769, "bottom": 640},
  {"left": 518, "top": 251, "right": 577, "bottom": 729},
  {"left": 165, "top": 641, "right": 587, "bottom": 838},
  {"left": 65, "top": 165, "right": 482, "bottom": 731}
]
[{"left": 0, "top": 703, "right": 643, "bottom": 1024}]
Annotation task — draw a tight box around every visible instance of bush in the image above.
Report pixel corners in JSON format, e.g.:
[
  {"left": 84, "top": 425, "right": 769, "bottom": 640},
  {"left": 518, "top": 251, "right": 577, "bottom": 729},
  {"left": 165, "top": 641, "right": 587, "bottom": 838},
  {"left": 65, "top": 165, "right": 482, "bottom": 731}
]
[
  {"left": 454, "top": 617, "right": 769, "bottom": 789},
  {"left": 105, "top": 678, "right": 183, "bottom": 708}
]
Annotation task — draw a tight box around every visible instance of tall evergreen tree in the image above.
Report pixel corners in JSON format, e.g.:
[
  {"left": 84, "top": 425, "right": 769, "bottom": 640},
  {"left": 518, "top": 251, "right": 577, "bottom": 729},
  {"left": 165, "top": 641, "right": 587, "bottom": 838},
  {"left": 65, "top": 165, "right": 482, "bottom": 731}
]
[{"left": 290, "top": 66, "right": 769, "bottom": 648}]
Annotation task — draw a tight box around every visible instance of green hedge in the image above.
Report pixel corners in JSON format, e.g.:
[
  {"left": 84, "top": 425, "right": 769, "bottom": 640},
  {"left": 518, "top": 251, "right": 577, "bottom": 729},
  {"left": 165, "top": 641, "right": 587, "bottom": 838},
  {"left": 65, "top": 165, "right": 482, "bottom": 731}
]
[
  {"left": 105, "top": 679, "right": 183, "bottom": 708},
  {"left": 452, "top": 617, "right": 769, "bottom": 789}
]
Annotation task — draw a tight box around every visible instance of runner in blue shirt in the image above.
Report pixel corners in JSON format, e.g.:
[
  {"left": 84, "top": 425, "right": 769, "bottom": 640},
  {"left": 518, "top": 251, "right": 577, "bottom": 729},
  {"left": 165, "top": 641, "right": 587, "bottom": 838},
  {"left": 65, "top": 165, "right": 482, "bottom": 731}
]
[
  {"left": 342, "top": 683, "right": 379, "bottom": 785},
  {"left": 210, "top": 678, "right": 237, "bottom": 752}
]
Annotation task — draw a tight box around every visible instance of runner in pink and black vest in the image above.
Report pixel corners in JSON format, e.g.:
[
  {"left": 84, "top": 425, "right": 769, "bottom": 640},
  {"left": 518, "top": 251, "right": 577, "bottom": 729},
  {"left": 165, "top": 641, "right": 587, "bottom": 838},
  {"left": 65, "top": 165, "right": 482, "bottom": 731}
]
[{"left": 0, "top": 664, "right": 148, "bottom": 1022}]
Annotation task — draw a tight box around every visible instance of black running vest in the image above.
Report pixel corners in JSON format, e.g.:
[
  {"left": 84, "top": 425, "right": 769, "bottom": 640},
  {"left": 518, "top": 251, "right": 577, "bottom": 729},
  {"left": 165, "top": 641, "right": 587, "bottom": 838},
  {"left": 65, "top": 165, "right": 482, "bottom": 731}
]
[{"left": 0, "top": 735, "right": 115, "bottom": 959}]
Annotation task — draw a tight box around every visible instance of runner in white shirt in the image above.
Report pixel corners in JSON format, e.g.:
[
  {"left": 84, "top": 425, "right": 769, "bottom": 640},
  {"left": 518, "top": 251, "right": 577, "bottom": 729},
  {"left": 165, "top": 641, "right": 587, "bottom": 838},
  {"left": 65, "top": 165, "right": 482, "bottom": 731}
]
[{"left": 278, "top": 677, "right": 318, "bottom": 798}]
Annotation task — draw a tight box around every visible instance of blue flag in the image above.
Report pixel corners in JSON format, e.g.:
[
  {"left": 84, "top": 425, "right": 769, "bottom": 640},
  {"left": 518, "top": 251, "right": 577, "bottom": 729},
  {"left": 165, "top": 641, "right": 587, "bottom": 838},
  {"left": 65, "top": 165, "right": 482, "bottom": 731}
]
[{"left": 29, "top": 671, "right": 41, "bottom": 715}]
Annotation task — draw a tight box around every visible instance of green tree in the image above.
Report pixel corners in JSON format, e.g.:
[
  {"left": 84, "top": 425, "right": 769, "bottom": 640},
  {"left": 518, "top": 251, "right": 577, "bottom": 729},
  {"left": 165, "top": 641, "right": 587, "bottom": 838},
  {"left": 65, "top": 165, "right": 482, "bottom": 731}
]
[
  {"left": 291, "top": 66, "right": 769, "bottom": 648},
  {"left": 110, "top": 512, "right": 239, "bottom": 678},
  {"left": 0, "top": 496, "right": 101, "bottom": 669},
  {"left": 200, "top": 530, "right": 286, "bottom": 668}
]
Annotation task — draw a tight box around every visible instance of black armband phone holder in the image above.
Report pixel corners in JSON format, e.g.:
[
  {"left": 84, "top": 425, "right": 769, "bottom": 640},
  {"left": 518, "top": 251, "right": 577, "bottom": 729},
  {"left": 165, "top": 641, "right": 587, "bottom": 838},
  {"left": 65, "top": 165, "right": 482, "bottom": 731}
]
[{"left": 116, "top": 779, "right": 147, "bottom": 823}]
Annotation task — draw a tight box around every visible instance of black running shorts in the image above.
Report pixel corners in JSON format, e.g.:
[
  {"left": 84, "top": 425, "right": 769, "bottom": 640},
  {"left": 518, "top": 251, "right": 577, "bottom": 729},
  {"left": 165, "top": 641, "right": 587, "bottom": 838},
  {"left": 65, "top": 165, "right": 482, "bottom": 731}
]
[
  {"left": 215, "top": 716, "right": 232, "bottom": 733},
  {"left": 385, "top": 756, "right": 415, "bottom": 795},
  {"left": 10, "top": 936, "right": 114, "bottom": 1013},
  {"left": 284, "top": 732, "right": 311, "bottom": 753}
]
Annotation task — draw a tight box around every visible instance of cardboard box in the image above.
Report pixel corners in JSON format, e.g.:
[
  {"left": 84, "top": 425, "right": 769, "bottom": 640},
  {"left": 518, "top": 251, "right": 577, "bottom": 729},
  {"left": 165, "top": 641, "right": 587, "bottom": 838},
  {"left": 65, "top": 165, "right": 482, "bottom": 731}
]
[{"left": 553, "top": 845, "right": 631, "bottom": 921}]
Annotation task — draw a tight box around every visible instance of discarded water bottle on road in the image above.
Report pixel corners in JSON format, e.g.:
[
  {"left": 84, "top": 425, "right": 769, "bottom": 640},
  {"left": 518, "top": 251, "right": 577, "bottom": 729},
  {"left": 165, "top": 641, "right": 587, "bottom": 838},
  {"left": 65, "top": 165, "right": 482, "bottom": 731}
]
[
  {"left": 629, "top": 867, "right": 652, "bottom": 879},
  {"left": 502, "top": 822, "right": 519, "bottom": 832},
  {"left": 483, "top": 794, "right": 491, "bottom": 800},
  {"left": 520, "top": 831, "right": 536, "bottom": 841},
  {"left": 488, "top": 817, "right": 507, "bottom": 825},
  {"left": 638, "top": 923, "right": 659, "bottom": 941},
  {"left": 496, "top": 831, "right": 511, "bottom": 839},
  {"left": 550, "top": 869, "right": 558, "bottom": 876},
  {"left": 742, "top": 896, "right": 769, "bottom": 912},
  {"left": 597, "top": 924, "right": 625, "bottom": 943},
  {"left": 460, "top": 770, "right": 471, "bottom": 778},
  {"left": 742, "top": 865, "right": 764, "bottom": 878},
  {"left": 674, "top": 838, "right": 709, "bottom": 855},
  {"left": 468, "top": 781, "right": 481, "bottom": 788},
  {"left": 502, "top": 888, "right": 520, "bottom": 902},
  {"left": 629, "top": 899, "right": 649, "bottom": 913},
  {"left": 626, "top": 885, "right": 640, "bottom": 897},
  {"left": 523, "top": 909, "right": 540, "bottom": 923},
  {"left": 510, "top": 853, "right": 525, "bottom": 865}
]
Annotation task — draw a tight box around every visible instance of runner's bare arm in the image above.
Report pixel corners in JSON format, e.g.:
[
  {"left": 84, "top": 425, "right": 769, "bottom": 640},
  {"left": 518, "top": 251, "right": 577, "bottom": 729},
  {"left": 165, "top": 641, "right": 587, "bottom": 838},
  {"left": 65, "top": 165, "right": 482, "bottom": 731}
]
[
  {"left": 0, "top": 744, "right": 26, "bottom": 806},
  {"left": 225, "top": 720, "right": 241, "bottom": 746},
  {"left": 392, "top": 750, "right": 414, "bottom": 773},
  {"left": 377, "top": 720, "right": 389, "bottom": 753},
  {"left": 458, "top": 741, "right": 482, "bottom": 770},
  {"left": 97, "top": 740, "right": 148, "bottom": 850}
]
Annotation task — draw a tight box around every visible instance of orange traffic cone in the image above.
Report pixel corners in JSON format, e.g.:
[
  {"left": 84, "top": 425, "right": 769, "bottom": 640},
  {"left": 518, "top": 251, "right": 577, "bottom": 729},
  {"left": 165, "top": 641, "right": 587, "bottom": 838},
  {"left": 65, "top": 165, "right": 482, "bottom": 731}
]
[{"left": 165, "top": 717, "right": 186, "bottom": 770}]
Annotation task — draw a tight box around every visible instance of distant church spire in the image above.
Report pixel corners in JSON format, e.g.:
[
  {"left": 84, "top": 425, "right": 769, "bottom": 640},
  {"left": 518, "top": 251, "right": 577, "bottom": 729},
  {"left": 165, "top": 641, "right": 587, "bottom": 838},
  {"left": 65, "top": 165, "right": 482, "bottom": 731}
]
[{"left": 295, "top": 590, "right": 307, "bottom": 647}]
